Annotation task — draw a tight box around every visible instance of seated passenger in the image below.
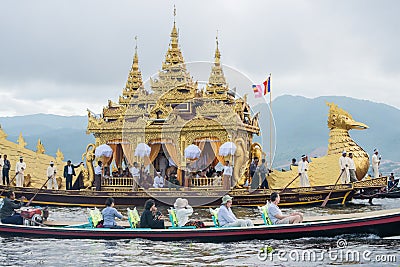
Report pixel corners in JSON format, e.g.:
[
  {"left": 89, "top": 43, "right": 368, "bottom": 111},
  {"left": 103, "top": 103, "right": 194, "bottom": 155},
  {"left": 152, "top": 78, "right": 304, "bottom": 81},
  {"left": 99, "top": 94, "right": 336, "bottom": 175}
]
[
  {"left": 217, "top": 195, "right": 253, "bottom": 227},
  {"left": 168, "top": 173, "right": 180, "bottom": 190},
  {"left": 388, "top": 175, "right": 399, "bottom": 191},
  {"left": 0, "top": 191, "right": 26, "bottom": 225},
  {"left": 174, "top": 198, "right": 205, "bottom": 228},
  {"left": 268, "top": 192, "right": 303, "bottom": 224},
  {"left": 101, "top": 197, "right": 125, "bottom": 229},
  {"left": 153, "top": 171, "right": 164, "bottom": 188},
  {"left": 140, "top": 199, "right": 164, "bottom": 229}
]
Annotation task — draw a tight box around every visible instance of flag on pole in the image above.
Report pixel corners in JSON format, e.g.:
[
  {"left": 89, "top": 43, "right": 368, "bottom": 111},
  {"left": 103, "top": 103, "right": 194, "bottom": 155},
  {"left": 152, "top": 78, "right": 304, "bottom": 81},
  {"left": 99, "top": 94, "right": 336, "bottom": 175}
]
[
  {"left": 263, "top": 76, "right": 271, "bottom": 95},
  {"left": 252, "top": 84, "right": 263, "bottom": 98}
]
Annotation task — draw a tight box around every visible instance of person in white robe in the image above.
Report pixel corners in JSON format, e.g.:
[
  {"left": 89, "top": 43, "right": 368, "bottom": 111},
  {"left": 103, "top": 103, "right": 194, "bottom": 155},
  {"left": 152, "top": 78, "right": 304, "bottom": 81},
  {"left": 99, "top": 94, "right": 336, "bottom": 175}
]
[
  {"left": 15, "top": 156, "right": 26, "bottom": 187},
  {"left": 371, "top": 149, "right": 381, "bottom": 178},
  {"left": 129, "top": 162, "right": 140, "bottom": 191},
  {"left": 0, "top": 155, "right": 3, "bottom": 185},
  {"left": 47, "top": 161, "right": 58, "bottom": 190},
  {"left": 347, "top": 153, "right": 357, "bottom": 183},
  {"left": 153, "top": 171, "right": 164, "bottom": 188},
  {"left": 298, "top": 155, "right": 310, "bottom": 187},
  {"left": 339, "top": 151, "right": 350, "bottom": 184}
]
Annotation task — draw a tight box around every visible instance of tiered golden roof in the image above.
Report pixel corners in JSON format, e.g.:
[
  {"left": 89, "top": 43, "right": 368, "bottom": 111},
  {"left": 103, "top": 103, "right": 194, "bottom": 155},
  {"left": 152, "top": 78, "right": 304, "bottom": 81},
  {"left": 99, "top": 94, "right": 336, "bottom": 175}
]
[{"left": 87, "top": 11, "right": 260, "bottom": 186}]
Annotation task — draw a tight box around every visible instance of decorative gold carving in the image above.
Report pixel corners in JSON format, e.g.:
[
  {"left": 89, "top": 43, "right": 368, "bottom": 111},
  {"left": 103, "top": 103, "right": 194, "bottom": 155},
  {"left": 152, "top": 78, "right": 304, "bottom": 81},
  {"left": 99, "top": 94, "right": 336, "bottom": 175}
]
[
  {"left": 82, "top": 144, "right": 95, "bottom": 188},
  {"left": 353, "top": 176, "right": 387, "bottom": 189},
  {"left": 36, "top": 139, "right": 45, "bottom": 154},
  {"left": 17, "top": 133, "right": 27, "bottom": 148},
  {"left": 0, "top": 125, "right": 7, "bottom": 139},
  {"left": 56, "top": 149, "right": 64, "bottom": 163},
  {"left": 268, "top": 102, "right": 371, "bottom": 188}
]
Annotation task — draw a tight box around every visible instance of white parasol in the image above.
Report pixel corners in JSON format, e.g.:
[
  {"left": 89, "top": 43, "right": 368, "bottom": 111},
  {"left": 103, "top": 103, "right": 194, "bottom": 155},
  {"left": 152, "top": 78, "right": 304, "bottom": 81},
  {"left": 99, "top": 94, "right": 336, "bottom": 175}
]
[
  {"left": 219, "top": 142, "right": 237, "bottom": 156},
  {"left": 134, "top": 143, "right": 151, "bottom": 158},
  {"left": 184, "top": 144, "right": 201, "bottom": 159},
  {"left": 95, "top": 144, "right": 113, "bottom": 158}
]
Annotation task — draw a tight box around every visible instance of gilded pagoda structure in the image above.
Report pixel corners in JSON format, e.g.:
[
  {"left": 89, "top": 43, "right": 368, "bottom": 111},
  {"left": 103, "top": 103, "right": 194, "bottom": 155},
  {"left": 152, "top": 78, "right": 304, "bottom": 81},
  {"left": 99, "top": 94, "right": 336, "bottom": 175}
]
[{"left": 87, "top": 15, "right": 260, "bottom": 188}]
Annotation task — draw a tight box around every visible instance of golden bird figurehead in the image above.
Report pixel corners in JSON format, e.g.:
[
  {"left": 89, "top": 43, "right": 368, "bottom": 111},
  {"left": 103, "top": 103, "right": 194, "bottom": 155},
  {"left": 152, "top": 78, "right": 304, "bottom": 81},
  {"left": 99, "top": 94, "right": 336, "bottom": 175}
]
[{"left": 327, "top": 102, "right": 368, "bottom": 131}]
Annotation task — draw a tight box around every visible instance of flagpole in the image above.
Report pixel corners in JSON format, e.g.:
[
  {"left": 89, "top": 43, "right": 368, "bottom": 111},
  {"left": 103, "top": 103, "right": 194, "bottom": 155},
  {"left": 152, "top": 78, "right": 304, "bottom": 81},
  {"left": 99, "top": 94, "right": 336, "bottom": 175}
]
[{"left": 269, "top": 74, "right": 272, "bottom": 171}]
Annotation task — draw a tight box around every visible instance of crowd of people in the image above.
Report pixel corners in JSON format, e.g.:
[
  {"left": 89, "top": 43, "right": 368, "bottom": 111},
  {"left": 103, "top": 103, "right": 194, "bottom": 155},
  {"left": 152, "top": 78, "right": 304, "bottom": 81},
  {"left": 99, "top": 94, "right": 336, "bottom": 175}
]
[
  {"left": 0, "top": 146, "right": 397, "bottom": 193},
  {"left": 84, "top": 193, "right": 303, "bottom": 230}
]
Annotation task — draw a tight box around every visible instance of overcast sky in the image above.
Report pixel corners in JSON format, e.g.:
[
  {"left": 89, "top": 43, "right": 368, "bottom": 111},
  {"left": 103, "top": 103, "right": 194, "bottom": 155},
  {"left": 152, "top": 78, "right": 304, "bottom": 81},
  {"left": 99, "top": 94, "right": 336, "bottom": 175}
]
[{"left": 0, "top": 0, "right": 399, "bottom": 116}]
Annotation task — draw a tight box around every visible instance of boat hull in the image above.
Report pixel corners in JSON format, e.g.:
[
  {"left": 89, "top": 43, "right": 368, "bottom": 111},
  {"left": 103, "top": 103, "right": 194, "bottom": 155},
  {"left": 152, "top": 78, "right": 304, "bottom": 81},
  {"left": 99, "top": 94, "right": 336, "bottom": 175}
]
[
  {"left": 0, "top": 184, "right": 356, "bottom": 207},
  {"left": 0, "top": 210, "right": 400, "bottom": 241}
]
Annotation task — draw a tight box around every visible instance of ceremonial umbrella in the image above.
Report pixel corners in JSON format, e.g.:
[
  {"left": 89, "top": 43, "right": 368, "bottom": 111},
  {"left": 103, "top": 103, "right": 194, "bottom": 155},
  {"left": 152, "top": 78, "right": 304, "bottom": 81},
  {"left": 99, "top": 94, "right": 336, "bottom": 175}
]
[
  {"left": 184, "top": 144, "right": 202, "bottom": 160},
  {"left": 134, "top": 143, "right": 151, "bottom": 158},
  {"left": 219, "top": 142, "right": 237, "bottom": 156},
  {"left": 95, "top": 144, "right": 113, "bottom": 158}
]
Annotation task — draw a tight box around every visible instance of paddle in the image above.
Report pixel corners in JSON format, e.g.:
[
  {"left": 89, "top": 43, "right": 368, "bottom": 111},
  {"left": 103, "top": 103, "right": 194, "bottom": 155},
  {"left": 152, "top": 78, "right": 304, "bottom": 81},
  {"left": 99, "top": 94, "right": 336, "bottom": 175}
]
[
  {"left": 279, "top": 174, "right": 300, "bottom": 194},
  {"left": 26, "top": 177, "right": 52, "bottom": 206},
  {"left": 0, "top": 173, "right": 18, "bottom": 197},
  {"left": 321, "top": 169, "right": 345, "bottom": 207}
]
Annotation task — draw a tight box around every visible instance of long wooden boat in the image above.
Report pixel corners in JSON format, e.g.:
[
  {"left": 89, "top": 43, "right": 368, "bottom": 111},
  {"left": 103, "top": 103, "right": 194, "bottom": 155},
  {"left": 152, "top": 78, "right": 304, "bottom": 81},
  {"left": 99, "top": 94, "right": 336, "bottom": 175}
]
[
  {"left": 0, "top": 177, "right": 387, "bottom": 207},
  {"left": 0, "top": 208, "right": 399, "bottom": 241}
]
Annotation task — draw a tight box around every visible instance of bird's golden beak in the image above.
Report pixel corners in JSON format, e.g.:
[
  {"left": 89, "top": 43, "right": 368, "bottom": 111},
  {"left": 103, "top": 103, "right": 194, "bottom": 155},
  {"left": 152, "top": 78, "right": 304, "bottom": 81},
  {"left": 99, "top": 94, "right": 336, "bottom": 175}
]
[{"left": 349, "top": 121, "right": 368, "bottom": 130}]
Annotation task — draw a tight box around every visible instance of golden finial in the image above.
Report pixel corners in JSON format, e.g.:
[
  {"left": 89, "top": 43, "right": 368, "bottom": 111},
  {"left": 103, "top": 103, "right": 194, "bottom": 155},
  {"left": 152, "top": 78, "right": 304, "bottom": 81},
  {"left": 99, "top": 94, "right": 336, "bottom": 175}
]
[
  {"left": 134, "top": 35, "right": 138, "bottom": 52},
  {"left": 215, "top": 30, "right": 221, "bottom": 64}
]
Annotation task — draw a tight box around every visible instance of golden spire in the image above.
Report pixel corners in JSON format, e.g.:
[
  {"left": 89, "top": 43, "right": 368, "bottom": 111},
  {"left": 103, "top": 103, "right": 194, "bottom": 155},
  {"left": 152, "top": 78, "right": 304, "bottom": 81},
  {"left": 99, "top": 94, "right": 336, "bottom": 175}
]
[
  {"left": 120, "top": 36, "right": 145, "bottom": 104},
  {"left": 162, "top": 5, "right": 184, "bottom": 69},
  {"left": 206, "top": 33, "right": 228, "bottom": 97}
]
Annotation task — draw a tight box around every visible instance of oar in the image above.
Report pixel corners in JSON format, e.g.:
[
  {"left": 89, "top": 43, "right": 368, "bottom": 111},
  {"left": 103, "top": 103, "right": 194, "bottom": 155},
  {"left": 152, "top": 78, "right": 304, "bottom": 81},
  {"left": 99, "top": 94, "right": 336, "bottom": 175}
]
[
  {"left": 279, "top": 174, "right": 300, "bottom": 193},
  {"left": 0, "top": 173, "right": 18, "bottom": 197},
  {"left": 321, "top": 169, "right": 345, "bottom": 207},
  {"left": 26, "top": 177, "right": 52, "bottom": 206}
]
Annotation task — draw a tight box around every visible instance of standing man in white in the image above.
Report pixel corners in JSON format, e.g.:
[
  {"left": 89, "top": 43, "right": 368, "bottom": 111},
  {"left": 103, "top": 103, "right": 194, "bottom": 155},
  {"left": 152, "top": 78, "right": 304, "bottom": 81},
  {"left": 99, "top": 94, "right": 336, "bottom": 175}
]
[
  {"left": 339, "top": 151, "right": 350, "bottom": 184},
  {"left": 222, "top": 160, "right": 233, "bottom": 190},
  {"left": 15, "top": 156, "right": 26, "bottom": 187},
  {"left": 371, "top": 149, "right": 381, "bottom": 178},
  {"left": 129, "top": 162, "right": 140, "bottom": 191},
  {"left": 298, "top": 155, "right": 310, "bottom": 187},
  {"left": 0, "top": 155, "right": 3, "bottom": 185},
  {"left": 347, "top": 153, "right": 357, "bottom": 183},
  {"left": 47, "top": 161, "right": 58, "bottom": 190}
]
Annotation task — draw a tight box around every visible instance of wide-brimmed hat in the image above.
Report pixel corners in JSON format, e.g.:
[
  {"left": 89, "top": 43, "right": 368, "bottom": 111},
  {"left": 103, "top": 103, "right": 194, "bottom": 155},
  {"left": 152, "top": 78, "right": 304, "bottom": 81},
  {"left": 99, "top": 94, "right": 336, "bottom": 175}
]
[
  {"left": 222, "top": 195, "right": 233, "bottom": 204},
  {"left": 174, "top": 198, "right": 188, "bottom": 209}
]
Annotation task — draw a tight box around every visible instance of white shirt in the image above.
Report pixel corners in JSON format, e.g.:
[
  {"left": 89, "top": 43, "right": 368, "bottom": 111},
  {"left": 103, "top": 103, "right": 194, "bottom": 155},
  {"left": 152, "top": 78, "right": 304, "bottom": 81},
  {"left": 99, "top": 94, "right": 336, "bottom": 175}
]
[
  {"left": 298, "top": 160, "right": 308, "bottom": 174},
  {"left": 0, "top": 158, "right": 3, "bottom": 170},
  {"left": 223, "top": 166, "right": 233, "bottom": 176},
  {"left": 16, "top": 161, "right": 26, "bottom": 174},
  {"left": 176, "top": 206, "right": 193, "bottom": 227},
  {"left": 67, "top": 165, "right": 73, "bottom": 175},
  {"left": 372, "top": 154, "right": 380, "bottom": 167},
  {"left": 94, "top": 165, "right": 102, "bottom": 175},
  {"left": 339, "top": 156, "right": 348, "bottom": 170},
  {"left": 47, "top": 165, "right": 57, "bottom": 177},
  {"left": 130, "top": 166, "right": 140, "bottom": 177},
  {"left": 153, "top": 175, "right": 164, "bottom": 188},
  {"left": 347, "top": 157, "right": 356, "bottom": 170}
]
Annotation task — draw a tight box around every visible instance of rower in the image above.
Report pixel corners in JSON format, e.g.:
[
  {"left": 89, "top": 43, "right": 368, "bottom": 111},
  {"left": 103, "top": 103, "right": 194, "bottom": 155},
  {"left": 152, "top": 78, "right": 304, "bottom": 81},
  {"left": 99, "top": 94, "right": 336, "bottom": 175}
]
[{"left": 0, "top": 191, "right": 26, "bottom": 225}]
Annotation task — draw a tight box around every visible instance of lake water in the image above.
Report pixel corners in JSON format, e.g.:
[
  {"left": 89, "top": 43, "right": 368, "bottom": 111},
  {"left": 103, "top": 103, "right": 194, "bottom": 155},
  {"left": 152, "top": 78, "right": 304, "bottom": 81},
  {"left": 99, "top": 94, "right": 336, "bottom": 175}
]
[{"left": 0, "top": 198, "right": 399, "bottom": 266}]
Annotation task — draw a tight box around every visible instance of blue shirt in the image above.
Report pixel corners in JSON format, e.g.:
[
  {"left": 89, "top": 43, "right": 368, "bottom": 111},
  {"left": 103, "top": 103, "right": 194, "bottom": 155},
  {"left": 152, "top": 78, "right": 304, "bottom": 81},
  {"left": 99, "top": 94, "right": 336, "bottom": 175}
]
[
  {"left": 102, "top": 207, "right": 123, "bottom": 227},
  {"left": 217, "top": 205, "right": 237, "bottom": 226}
]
